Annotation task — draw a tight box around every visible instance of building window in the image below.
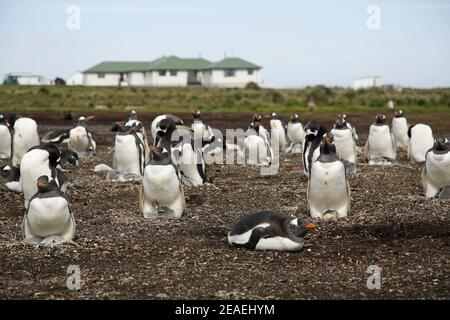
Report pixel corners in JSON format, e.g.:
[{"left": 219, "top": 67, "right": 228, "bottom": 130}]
[
  {"left": 98, "top": 73, "right": 105, "bottom": 78},
  {"left": 159, "top": 70, "right": 166, "bottom": 76},
  {"left": 170, "top": 70, "right": 177, "bottom": 76},
  {"left": 247, "top": 69, "right": 254, "bottom": 75},
  {"left": 224, "top": 69, "right": 235, "bottom": 77}
]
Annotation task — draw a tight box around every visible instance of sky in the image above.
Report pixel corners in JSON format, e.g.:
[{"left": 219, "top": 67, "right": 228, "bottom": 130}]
[{"left": 0, "top": 0, "right": 449, "bottom": 88}]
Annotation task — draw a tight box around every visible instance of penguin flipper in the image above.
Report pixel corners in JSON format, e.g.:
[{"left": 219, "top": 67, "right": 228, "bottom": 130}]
[{"left": 242, "top": 227, "right": 271, "bottom": 250}]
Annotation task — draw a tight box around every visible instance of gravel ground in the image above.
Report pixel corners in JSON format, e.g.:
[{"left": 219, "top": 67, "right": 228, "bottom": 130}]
[{"left": 0, "top": 111, "right": 449, "bottom": 299}]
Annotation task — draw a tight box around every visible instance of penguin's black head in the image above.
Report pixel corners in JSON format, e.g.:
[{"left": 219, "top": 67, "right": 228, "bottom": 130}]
[
  {"left": 128, "top": 110, "right": 138, "bottom": 121},
  {"left": 290, "top": 113, "right": 300, "bottom": 123},
  {"left": 270, "top": 112, "right": 281, "bottom": 120},
  {"left": 252, "top": 114, "right": 262, "bottom": 123},
  {"left": 192, "top": 110, "right": 202, "bottom": 121},
  {"left": 36, "top": 175, "right": 49, "bottom": 189},
  {"left": 289, "top": 218, "right": 316, "bottom": 238},
  {"left": 156, "top": 118, "right": 176, "bottom": 136},
  {"left": 149, "top": 146, "right": 171, "bottom": 163},
  {"left": 78, "top": 116, "right": 87, "bottom": 126},
  {"left": 248, "top": 121, "right": 260, "bottom": 134},
  {"left": 334, "top": 118, "right": 347, "bottom": 130},
  {"left": 339, "top": 113, "right": 348, "bottom": 122},
  {"left": 375, "top": 114, "right": 386, "bottom": 125},
  {"left": 433, "top": 137, "right": 449, "bottom": 153},
  {"left": 60, "top": 148, "right": 79, "bottom": 166},
  {"left": 0, "top": 114, "right": 6, "bottom": 125},
  {"left": 0, "top": 164, "right": 20, "bottom": 181},
  {"left": 394, "top": 110, "right": 404, "bottom": 118},
  {"left": 305, "top": 121, "right": 326, "bottom": 141}
]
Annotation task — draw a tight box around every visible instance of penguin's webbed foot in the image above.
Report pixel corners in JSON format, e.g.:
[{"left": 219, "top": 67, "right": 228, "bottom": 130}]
[{"left": 40, "top": 235, "right": 68, "bottom": 247}]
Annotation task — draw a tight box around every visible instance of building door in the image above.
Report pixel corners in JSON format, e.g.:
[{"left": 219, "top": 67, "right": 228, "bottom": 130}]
[{"left": 187, "top": 70, "right": 201, "bottom": 85}]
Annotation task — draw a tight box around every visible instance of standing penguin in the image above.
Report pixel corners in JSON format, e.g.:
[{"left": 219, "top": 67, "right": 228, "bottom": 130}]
[
  {"left": 228, "top": 211, "right": 316, "bottom": 251},
  {"left": 365, "top": 114, "right": 396, "bottom": 165},
  {"left": 286, "top": 113, "right": 305, "bottom": 154},
  {"left": 407, "top": 124, "right": 434, "bottom": 162},
  {"left": 140, "top": 146, "right": 185, "bottom": 219},
  {"left": 22, "top": 175, "right": 76, "bottom": 246},
  {"left": 392, "top": 110, "right": 409, "bottom": 151},
  {"left": 0, "top": 114, "right": 11, "bottom": 159},
  {"left": 339, "top": 114, "right": 359, "bottom": 141},
  {"left": 422, "top": 137, "right": 450, "bottom": 199},
  {"left": 11, "top": 117, "right": 40, "bottom": 166},
  {"left": 269, "top": 112, "right": 288, "bottom": 151},
  {"left": 303, "top": 121, "right": 328, "bottom": 177},
  {"left": 307, "top": 134, "right": 350, "bottom": 219},
  {"left": 125, "top": 110, "right": 149, "bottom": 161},
  {"left": 241, "top": 121, "right": 272, "bottom": 166},
  {"left": 330, "top": 118, "right": 357, "bottom": 174},
  {"left": 68, "top": 116, "right": 96, "bottom": 157}
]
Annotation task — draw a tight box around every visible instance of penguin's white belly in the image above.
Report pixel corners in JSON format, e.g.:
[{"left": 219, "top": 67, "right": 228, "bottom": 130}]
[
  {"left": 426, "top": 153, "right": 450, "bottom": 188},
  {"left": 255, "top": 237, "right": 303, "bottom": 251},
  {"left": 367, "top": 126, "right": 395, "bottom": 159},
  {"left": 309, "top": 161, "right": 348, "bottom": 217},
  {"left": 244, "top": 135, "right": 270, "bottom": 165},
  {"left": 270, "top": 120, "right": 287, "bottom": 148},
  {"left": 331, "top": 129, "right": 356, "bottom": 163},
  {"left": 0, "top": 125, "right": 11, "bottom": 158},
  {"left": 69, "top": 127, "right": 90, "bottom": 152},
  {"left": 12, "top": 119, "right": 39, "bottom": 165},
  {"left": 409, "top": 126, "right": 433, "bottom": 162},
  {"left": 27, "top": 197, "right": 71, "bottom": 238},
  {"left": 227, "top": 223, "right": 270, "bottom": 245},
  {"left": 174, "top": 144, "right": 205, "bottom": 185},
  {"left": 287, "top": 123, "right": 305, "bottom": 143},
  {"left": 192, "top": 123, "right": 209, "bottom": 141},
  {"left": 114, "top": 135, "right": 141, "bottom": 175},
  {"left": 143, "top": 165, "right": 181, "bottom": 204},
  {"left": 392, "top": 118, "right": 409, "bottom": 149}
]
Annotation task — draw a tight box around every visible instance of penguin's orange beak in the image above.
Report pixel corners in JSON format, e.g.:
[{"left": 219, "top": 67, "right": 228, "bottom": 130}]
[{"left": 304, "top": 223, "right": 316, "bottom": 229}]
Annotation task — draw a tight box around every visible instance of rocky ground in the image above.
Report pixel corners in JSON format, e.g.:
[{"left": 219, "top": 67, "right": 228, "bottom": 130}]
[{"left": 0, "top": 111, "right": 449, "bottom": 299}]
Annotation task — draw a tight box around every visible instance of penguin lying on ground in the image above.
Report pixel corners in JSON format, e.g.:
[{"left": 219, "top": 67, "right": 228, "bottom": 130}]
[
  {"left": 330, "top": 118, "right": 357, "bottom": 174},
  {"left": 58, "top": 149, "right": 79, "bottom": 169},
  {"left": 303, "top": 121, "right": 328, "bottom": 177},
  {"left": 22, "top": 175, "right": 76, "bottom": 246},
  {"left": 11, "top": 117, "right": 40, "bottom": 166},
  {"left": 269, "top": 112, "right": 288, "bottom": 152},
  {"left": 0, "top": 114, "right": 11, "bottom": 159},
  {"left": 339, "top": 114, "right": 359, "bottom": 141},
  {"left": 365, "top": 114, "right": 396, "bottom": 165},
  {"left": 285, "top": 113, "right": 305, "bottom": 154},
  {"left": 41, "top": 129, "right": 70, "bottom": 144},
  {"left": 422, "top": 137, "right": 450, "bottom": 199},
  {"left": 140, "top": 146, "right": 185, "bottom": 219},
  {"left": 228, "top": 211, "right": 316, "bottom": 251},
  {"left": 407, "top": 123, "right": 434, "bottom": 162},
  {"left": 151, "top": 114, "right": 184, "bottom": 146},
  {"left": 392, "top": 110, "right": 409, "bottom": 152},
  {"left": 68, "top": 116, "right": 96, "bottom": 157},
  {"left": 0, "top": 164, "right": 21, "bottom": 192},
  {"left": 241, "top": 121, "right": 272, "bottom": 166},
  {"left": 307, "top": 133, "right": 350, "bottom": 219}
]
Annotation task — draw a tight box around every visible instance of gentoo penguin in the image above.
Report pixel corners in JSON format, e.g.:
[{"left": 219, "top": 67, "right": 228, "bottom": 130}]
[
  {"left": 191, "top": 110, "right": 213, "bottom": 141},
  {"left": 68, "top": 116, "right": 96, "bottom": 157},
  {"left": 422, "top": 137, "right": 450, "bottom": 199},
  {"left": 303, "top": 121, "right": 328, "bottom": 177},
  {"left": 0, "top": 114, "right": 11, "bottom": 159},
  {"left": 11, "top": 117, "right": 40, "bottom": 166},
  {"left": 125, "top": 110, "right": 149, "bottom": 161},
  {"left": 365, "top": 114, "right": 396, "bottom": 165},
  {"left": 407, "top": 124, "right": 434, "bottom": 162},
  {"left": 41, "top": 129, "right": 70, "bottom": 144},
  {"left": 339, "top": 114, "right": 359, "bottom": 141},
  {"left": 330, "top": 118, "right": 357, "bottom": 174},
  {"left": 0, "top": 164, "right": 22, "bottom": 192},
  {"left": 20, "top": 144, "right": 63, "bottom": 209},
  {"left": 22, "top": 175, "right": 76, "bottom": 246},
  {"left": 58, "top": 149, "right": 79, "bottom": 168},
  {"left": 286, "top": 113, "right": 305, "bottom": 154},
  {"left": 392, "top": 110, "right": 409, "bottom": 151},
  {"left": 228, "top": 211, "right": 316, "bottom": 251},
  {"left": 151, "top": 114, "right": 184, "bottom": 146},
  {"left": 112, "top": 124, "right": 146, "bottom": 180},
  {"left": 241, "top": 121, "right": 272, "bottom": 166},
  {"left": 140, "top": 146, "right": 184, "bottom": 218},
  {"left": 191, "top": 110, "right": 224, "bottom": 161},
  {"left": 252, "top": 114, "right": 270, "bottom": 143},
  {"left": 269, "top": 112, "right": 288, "bottom": 151},
  {"left": 307, "top": 134, "right": 350, "bottom": 219}
]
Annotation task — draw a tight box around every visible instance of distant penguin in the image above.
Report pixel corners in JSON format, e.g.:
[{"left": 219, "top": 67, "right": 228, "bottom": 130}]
[
  {"left": 22, "top": 175, "right": 76, "bottom": 246},
  {"left": 228, "top": 211, "right": 316, "bottom": 251},
  {"left": 125, "top": 110, "right": 149, "bottom": 161},
  {"left": 68, "top": 116, "right": 96, "bottom": 157},
  {"left": 303, "top": 121, "right": 328, "bottom": 177},
  {"left": 331, "top": 118, "right": 357, "bottom": 174},
  {"left": 20, "top": 144, "right": 63, "bottom": 209},
  {"left": 0, "top": 114, "right": 11, "bottom": 159},
  {"left": 11, "top": 117, "right": 40, "bottom": 166},
  {"left": 269, "top": 112, "right": 288, "bottom": 151},
  {"left": 252, "top": 114, "right": 270, "bottom": 144},
  {"left": 191, "top": 110, "right": 224, "bottom": 160},
  {"left": 113, "top": 124, "right": 146, "bottom": 180},
  {"left": 422, "top": 137, "right": 450, "bottom": 199},
  {"left": 41, "top": 129, "right": 70, "bottom": 144},
  {"left": 307, "top": 134, "right": 350, "bottom": 219},
  {"left": 286, "top": 113, "right": 305, "bottom": 154},
  {"left": 241, "top": 121, "right": 272, "bottom": 166},
  {"left": 140, "top": 146, "right": 185, "bottom": 219},
  {"left": 365, "top": 114, "right": 396, "bottom": 165},
  {"left": 339, "top": 114, "right": 359, "bottom": 141},
  {"left": 0, "top": 164, "right": 21, "bottom": 192},
  {"left": 151, "top": 114, "right": 184, "bottom": 146},
  {"left": 392, "top": 110, "right": 409, "bottom": 151},
  {"left": 407, "top": 124, "right": 434, "bottom": 162}
]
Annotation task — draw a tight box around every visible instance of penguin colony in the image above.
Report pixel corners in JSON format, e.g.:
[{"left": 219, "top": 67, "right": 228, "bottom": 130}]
[{"left": 0, "top": 110, "right": 448, "bottom": 251}]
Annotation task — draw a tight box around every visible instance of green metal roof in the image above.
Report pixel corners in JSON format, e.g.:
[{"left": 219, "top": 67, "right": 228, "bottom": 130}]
[{"left": 84, "top": 56, "right": 261, "bottom": 73}]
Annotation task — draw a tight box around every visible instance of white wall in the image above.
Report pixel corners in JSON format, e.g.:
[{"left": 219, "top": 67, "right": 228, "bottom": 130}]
[
  {"left": 151, "top": 70, "right": 188, "bottom": 86},
  {"left": 16, "top": 76, "right": 45, "bottom": 85},
  {"left": 67, "top": 72, "right": 84, "bottom": 85},
  {"left": 204, "top": 69, "right": 262, "bottom": 88},
  {"left": 83, "top": 73, "right": 122, "bottom": 86},
  {"left": 128, "top": 72, "right": 146, "bottom": 86},
  {"left": 353, "top": 77, "right": 381, "bottom": 90}
]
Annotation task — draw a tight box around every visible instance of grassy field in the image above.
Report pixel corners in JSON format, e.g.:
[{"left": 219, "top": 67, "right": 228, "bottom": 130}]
[{"left": 0, "top": 85, "right": 449, "bottom": 113}]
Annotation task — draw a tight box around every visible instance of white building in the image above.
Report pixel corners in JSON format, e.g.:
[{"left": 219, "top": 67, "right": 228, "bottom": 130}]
[
  {"left": 353, "top": 76, "right": 382, "bottom": 90},
  {"left": 67, "top": 72, "right": 84, "bottom": 86},
  {"left": 82, "top": 56, "right": 262, "bottom": 88},
  {"left": 4, "top": 72, "right": 47, "bottom": 85}
]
